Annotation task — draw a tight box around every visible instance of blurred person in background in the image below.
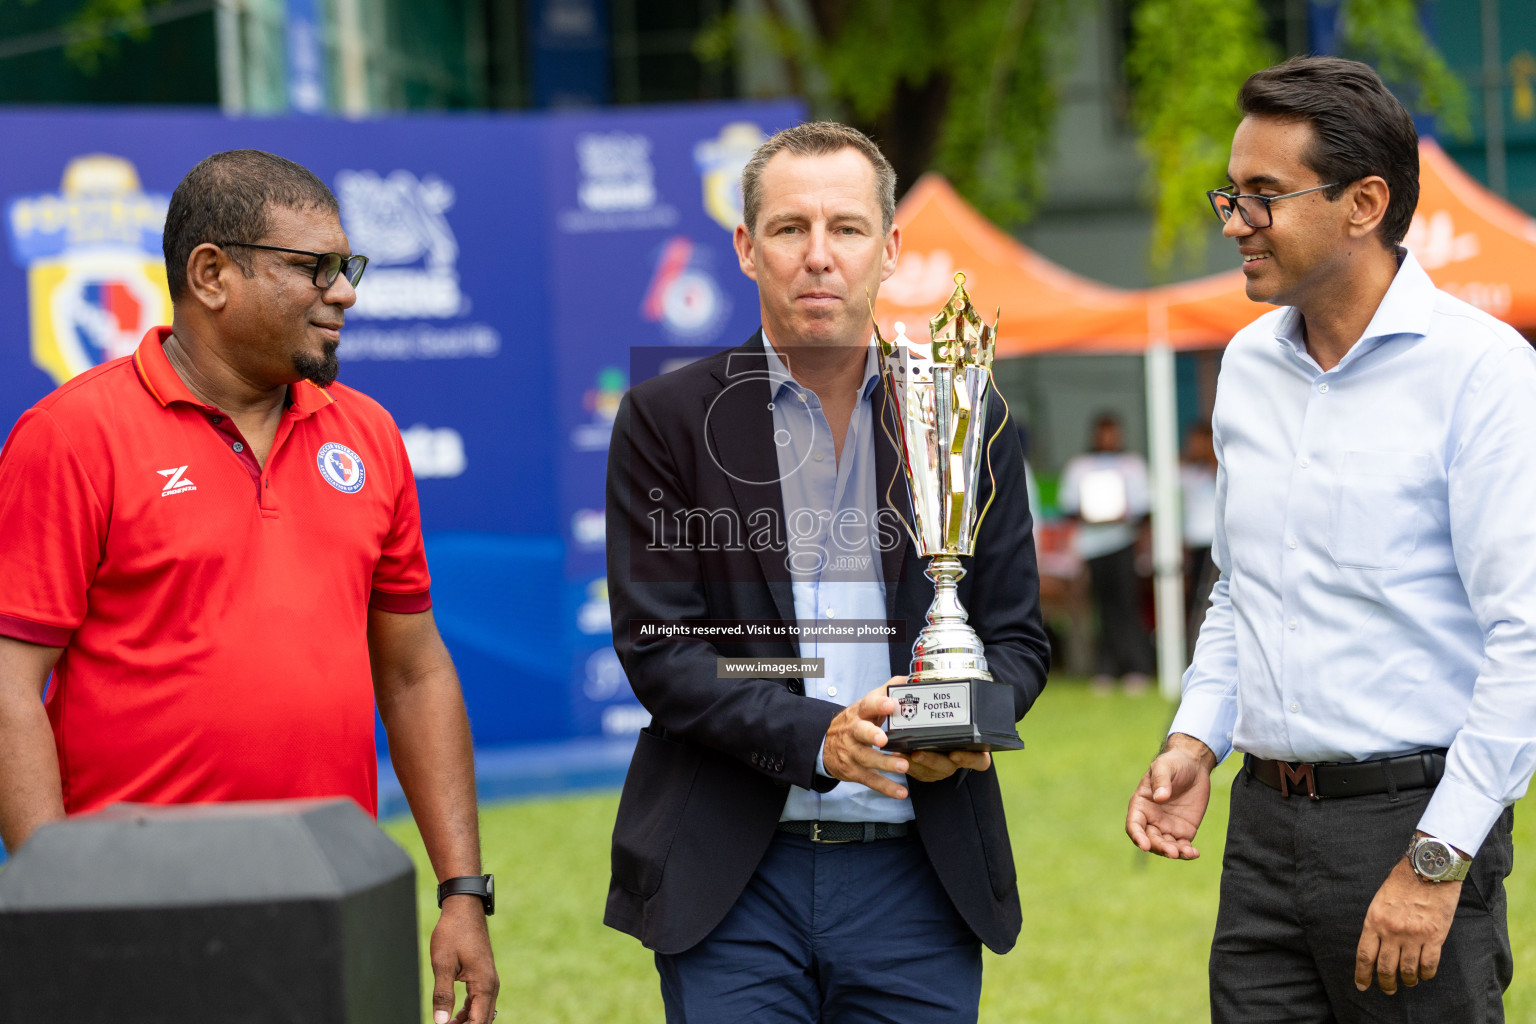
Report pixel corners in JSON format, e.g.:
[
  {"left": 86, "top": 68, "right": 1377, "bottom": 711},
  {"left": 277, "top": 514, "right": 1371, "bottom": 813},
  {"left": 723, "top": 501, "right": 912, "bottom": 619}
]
[
  {"left": 0, "top": 150, "right": 496, "bottom": 1024},
  {"left": 1057, "top": 412, "right": 1154, "bottom": 694},
  {"left": 1127, "top": 57, "right": 1536, "bottom": 1023},
  {"left": 1180, "top": 419, "right": 1219, "bottom": 654}
]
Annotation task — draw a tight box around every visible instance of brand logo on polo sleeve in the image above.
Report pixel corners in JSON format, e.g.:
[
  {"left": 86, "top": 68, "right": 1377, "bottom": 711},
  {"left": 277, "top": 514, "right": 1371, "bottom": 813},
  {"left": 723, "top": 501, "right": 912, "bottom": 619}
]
[{"left": 316, "top": 442, "right": 366, "bottom": 493}]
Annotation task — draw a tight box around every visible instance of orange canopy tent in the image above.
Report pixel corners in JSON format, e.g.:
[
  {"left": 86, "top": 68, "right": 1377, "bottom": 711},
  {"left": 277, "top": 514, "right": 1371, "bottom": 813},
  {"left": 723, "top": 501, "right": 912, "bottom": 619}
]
[
  {"left": 880, "top": 140, "right": 1536, "bottom": 355},
  {"left": 874, "top": 174, "right": 1151, "bottom": 353}
]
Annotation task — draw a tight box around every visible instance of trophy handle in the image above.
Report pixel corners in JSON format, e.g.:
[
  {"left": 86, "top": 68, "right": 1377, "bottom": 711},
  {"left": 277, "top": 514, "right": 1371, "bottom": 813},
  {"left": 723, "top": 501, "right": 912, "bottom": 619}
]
[
  {"left": 967, "top": 367, "right": 1011, "bottom": 544},
  {"left": 875, "top": 382, "right": 922, "bottom": 550},
  {"left": 867, "top": 291, "right": 923, "bottom": 552}
]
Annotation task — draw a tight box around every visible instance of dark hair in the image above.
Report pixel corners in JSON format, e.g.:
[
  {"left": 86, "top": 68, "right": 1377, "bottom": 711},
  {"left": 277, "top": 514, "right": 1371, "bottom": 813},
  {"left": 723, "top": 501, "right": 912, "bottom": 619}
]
[
  {"left": 162, "top": 149, "right": 339, "bottom": 301},
  {"left": 1239, "top": 56, "right": 1419, "bottom": 248},
  {"left": 1090, "top": 412, "right": 1124, "bottom": 451},
  {"left": 741, "top": 121, "right": 896, "bottom": 236}
]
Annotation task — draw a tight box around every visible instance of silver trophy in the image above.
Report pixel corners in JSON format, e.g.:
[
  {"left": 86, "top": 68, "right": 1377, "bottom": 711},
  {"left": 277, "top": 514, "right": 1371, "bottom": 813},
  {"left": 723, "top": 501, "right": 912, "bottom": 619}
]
[{"left": 874, "top": 273, "right": 1024, "bottom": 752}]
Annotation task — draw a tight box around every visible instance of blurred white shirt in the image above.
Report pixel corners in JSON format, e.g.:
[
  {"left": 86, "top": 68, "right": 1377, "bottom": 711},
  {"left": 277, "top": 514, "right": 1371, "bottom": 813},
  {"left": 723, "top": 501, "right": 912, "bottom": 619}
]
[
  {"left": 1180, "top": 463, "right": 1217, "bottom": 548},
  {"left": 1058, "top": 451, "right": 1150, "bottom": 560},
  {"left": 1170, "top": 251, "right": 1536, "bottom": 855}
]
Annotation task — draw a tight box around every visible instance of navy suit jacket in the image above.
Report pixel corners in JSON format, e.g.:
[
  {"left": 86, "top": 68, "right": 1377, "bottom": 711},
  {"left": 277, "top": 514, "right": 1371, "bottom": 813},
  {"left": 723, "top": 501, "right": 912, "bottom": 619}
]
[{"left": 603, "top": 334, "right": 1050, "bottom": 955}]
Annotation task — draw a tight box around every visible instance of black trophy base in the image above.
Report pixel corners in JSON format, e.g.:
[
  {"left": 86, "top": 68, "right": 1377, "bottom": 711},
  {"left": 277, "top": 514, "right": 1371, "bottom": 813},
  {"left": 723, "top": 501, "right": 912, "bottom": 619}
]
[{"left": 883, "top": 676, "right": 1024, "bottom": 753}]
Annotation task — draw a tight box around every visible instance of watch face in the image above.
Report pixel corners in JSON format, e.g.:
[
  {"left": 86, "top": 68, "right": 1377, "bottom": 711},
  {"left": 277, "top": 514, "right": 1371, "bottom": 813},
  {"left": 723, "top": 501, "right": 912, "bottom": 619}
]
[
  {"left": 1414, "top": 840, "right": 1453, "bottom": 878},
  {"left": 484, "top": 874, "right": 494, "bottom": 897}
]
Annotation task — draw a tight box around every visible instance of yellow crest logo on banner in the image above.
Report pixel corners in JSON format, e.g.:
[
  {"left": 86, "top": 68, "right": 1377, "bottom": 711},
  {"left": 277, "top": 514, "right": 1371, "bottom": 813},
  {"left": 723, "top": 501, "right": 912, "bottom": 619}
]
[
  {"left": 693, "top": 122, "right": 766, "bottom": 233},
  {"left": 9, "top": 155, "right": 171, "bottom": 385}
]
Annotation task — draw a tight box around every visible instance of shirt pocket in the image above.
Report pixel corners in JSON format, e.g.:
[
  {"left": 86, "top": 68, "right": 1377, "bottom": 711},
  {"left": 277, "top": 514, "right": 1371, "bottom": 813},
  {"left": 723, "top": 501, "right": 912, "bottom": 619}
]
[{"left": 1327, "top": 451, "right": 1432, "bottom": 570}]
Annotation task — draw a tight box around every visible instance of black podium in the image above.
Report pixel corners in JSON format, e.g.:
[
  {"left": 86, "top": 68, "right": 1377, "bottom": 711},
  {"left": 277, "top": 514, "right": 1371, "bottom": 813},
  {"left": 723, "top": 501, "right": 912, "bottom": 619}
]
[{"left": 0, "top": 798, "right": 419, "bottom": 1022}]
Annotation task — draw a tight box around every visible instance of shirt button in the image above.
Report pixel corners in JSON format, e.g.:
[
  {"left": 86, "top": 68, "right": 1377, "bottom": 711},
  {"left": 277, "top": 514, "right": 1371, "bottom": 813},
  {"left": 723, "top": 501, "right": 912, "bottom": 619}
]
[
  {"left": 233, "top": 442, "right": 245, "bottom": 453},
  {"left": 1318, "top": 382, "right": 1329, "bottom": 394},
  {"left": 1287, "top": 617, "right": 1298, "bottom": 630},
  {"left": 1289, "top": 702, "right": 1300, "bottom": 713},
  {"left": 1299, "top": 457, "right": 1310, "bottom": 469},
  {"left": 826, "top": 608, "right": 835, "bottom": 618},
  {"left": 211, "top": 415, "right": 223, "bottom": 424},
  {"left": 813, "top": 452, "right": 825, "bottom": 462},
  {"left": 1287, "top": 538, "right": 1298, "bottom": 550},
  {"left": 798, "top": 394, "right": 807, "bottom": 403},
  {"left": 827, "top": 685, "right": 838, "bottom": 697}
]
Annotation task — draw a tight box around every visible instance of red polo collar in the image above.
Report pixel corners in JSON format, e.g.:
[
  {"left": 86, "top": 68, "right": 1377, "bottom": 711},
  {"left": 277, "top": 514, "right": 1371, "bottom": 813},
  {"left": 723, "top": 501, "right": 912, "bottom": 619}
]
[{"left": 132, "top": 326, "right": 337, "bottom": 419}]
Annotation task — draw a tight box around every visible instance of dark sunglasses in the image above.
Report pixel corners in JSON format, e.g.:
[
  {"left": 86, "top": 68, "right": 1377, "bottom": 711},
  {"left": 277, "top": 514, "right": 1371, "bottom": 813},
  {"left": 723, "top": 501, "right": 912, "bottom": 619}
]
[
  {"left": 1205, "top": 183, "right": 1342, "bottom": 229},
  {"left": 217, "top": 242, "right": 369, "bottom": 288}
]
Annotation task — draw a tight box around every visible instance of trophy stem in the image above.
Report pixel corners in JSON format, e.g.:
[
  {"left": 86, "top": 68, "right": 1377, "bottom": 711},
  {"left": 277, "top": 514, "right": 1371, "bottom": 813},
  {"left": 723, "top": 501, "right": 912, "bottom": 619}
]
[
  {"left": 910, "top": 555, "right": 992, "bottom": 684},
  {"left": 924, "top": 555, "right": 969, "bottom": 629}
]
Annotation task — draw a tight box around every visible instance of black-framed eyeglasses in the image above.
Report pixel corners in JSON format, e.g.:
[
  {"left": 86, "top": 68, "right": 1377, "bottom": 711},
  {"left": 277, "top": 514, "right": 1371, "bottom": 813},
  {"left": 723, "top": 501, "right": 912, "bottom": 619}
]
[
  {"left": 1205, "top": 183, "right": 1342, "bottom": 229},
  {"left": 217, "top": 242, "right": 369, "bottom": 288}
]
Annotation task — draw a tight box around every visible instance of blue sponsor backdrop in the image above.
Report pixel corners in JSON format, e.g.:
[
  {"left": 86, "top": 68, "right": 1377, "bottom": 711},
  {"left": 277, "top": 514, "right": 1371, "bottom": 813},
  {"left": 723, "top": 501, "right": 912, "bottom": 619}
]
[{"left": 0, "top": 100, "right": 802, "bottom": 751}]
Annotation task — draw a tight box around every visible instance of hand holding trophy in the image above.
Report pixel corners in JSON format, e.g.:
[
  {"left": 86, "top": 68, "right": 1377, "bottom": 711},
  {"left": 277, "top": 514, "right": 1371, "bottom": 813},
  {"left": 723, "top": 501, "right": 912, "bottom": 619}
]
[{"left": 873, "top": 272, "right": 1024, "bottom": 753}]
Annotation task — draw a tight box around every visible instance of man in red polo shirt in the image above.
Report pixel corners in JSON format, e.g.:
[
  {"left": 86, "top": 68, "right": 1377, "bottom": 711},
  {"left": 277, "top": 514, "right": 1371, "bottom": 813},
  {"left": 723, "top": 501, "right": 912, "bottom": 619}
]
[{"left": 0, "top": 150, "right": 497, "bottom": 1024}]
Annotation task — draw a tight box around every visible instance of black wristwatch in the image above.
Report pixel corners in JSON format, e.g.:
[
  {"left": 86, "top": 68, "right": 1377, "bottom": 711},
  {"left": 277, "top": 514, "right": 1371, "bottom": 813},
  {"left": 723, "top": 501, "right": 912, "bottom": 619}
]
[{"left": 436, "top": 874, "right": 495, "bottom": 915}]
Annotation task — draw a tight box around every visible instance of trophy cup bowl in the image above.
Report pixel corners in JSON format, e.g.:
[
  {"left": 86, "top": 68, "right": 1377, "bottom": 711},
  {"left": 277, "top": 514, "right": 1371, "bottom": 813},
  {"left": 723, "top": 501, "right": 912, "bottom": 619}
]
[{"left": 875, "top": 273, "right": 1024, "bottom": 753}]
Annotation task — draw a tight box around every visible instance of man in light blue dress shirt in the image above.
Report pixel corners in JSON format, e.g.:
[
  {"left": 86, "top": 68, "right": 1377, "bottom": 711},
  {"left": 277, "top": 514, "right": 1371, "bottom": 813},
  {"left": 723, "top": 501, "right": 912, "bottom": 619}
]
[{"left": 1125, "top": 57, "right": 1536, "bottom": 1023}]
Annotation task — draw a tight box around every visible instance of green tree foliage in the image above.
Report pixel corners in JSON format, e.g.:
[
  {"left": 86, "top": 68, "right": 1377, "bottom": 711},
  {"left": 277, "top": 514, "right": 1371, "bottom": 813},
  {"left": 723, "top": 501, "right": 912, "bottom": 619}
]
[
  {"left": 1130, "top": 0, "right": 1471, "bottom": 276},
  {"left": 1126, "top": 0, "right": 1278, "bottom": 278},
  {"left": 0, "top": 0, "right": 177, "bottom": 74},
  {"left": 1338, "top": 0, "right": 1471, "bottom": 137},
  {"left": 700, "top": 0, "right": 1075, "bottom": 227},
  {"left": 706, "top": 0, "right": 1472, "bottom": 280},
  {"left": 63, "top": 0, "right": 168, "bottom": 73}
]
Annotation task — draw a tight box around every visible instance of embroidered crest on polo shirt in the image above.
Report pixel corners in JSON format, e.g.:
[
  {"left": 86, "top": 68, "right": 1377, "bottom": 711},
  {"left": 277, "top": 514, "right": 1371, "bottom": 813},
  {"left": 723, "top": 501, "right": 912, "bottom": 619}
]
[
  {"left": 157, "top": 465, "right": 196, "bottom": 496},
  {"left": 316, "top": 442, "right": 366, "bottom": 493}
]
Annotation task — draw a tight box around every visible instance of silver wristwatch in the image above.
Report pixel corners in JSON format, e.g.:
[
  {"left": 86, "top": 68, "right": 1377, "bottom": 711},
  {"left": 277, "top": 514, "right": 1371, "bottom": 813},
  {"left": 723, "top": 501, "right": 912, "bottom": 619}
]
[{"left": 1407, "top": 834, "right": 1471, "bottom": 883}]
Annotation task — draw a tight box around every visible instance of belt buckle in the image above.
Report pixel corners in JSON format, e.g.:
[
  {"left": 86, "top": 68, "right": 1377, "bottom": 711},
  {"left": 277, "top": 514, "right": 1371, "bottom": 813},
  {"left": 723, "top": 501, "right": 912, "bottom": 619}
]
[
  {"left": 1278, "top": 761, "right": 1319, "bottom": 800},
  {"left": 809, "top": 822, "right": 851, "bottom": 844}
]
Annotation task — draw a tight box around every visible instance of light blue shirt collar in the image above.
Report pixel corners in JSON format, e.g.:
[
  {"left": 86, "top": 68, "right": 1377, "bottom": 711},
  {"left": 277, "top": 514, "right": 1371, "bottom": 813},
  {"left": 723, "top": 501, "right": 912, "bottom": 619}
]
[
  {"left": 1273, "top": 248, "right": 1436, "bottom": 371},
  {"left": 760, "top": 333, "right": 884, "bottom": 403}
]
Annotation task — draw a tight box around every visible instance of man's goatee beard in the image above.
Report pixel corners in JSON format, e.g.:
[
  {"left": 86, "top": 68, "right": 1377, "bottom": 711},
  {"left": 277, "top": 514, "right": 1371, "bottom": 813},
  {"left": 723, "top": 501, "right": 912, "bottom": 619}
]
[{"left": 294, "top": 341, "right": 341, "bottom": 388}]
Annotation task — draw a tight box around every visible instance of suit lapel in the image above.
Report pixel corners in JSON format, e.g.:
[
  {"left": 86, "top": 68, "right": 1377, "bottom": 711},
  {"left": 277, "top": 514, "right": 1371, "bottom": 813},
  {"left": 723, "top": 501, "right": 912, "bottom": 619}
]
[{"left": 706, "top": 336, "right": 797, "bottom": 626}]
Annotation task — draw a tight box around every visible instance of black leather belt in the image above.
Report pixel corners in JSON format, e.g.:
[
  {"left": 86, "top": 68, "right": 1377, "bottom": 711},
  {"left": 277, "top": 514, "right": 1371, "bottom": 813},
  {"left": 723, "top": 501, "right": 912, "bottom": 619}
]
[
  {"left": 777, "top": 820, "right": 911, "bottom": 843},
  {"left": 1245, "top": 749, "right": 1447, "bottom": 800}
]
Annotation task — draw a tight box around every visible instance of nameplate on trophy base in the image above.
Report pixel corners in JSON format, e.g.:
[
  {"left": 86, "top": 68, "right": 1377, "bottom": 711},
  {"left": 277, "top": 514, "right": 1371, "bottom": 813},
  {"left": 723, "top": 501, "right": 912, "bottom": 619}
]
[
  {"left": 884, "top": 678, "right": 1025, "bottom": 753},
  {"left": 890, "top": 682, "right": 971, "bottom": 728}
]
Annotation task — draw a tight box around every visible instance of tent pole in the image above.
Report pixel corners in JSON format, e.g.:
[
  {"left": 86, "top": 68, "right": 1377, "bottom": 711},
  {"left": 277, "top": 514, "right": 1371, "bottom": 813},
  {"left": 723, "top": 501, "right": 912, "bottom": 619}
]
[{"left": 1145, "top": 302, "right": 1186, "bottom": 699}]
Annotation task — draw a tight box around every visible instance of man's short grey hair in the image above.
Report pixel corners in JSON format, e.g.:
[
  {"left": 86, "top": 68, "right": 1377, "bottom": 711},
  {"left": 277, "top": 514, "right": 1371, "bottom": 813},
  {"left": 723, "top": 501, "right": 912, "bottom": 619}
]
[{"left": 740, "top": 121, "right": 897, "bottom": 236}]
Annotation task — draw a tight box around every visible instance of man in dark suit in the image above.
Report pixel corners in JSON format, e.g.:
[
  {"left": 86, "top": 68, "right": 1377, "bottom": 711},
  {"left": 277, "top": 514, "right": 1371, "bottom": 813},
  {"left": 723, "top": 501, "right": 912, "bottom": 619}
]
[{"left": 604, "top": 121, "right": 1050, "bottom": 1022}]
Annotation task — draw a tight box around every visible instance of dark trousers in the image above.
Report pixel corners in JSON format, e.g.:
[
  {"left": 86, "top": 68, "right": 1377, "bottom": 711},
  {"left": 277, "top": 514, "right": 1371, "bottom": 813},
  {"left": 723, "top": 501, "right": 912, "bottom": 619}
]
[
  {"left": 655, "top": 832, "right": 982, "bottom": 1023},
  {"left": 1210, "top": 767, "right": 1515, "bottom": 1023},
  {"left": 1086, "top": 543, "right": 1154, "bottom": 677}
]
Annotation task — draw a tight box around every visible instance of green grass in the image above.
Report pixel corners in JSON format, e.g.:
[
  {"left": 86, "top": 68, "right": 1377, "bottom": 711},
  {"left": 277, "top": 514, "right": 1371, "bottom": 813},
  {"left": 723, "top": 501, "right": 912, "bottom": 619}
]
[{"left": 384, "top": 681, "right": 1536, "bottom": 1022}]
